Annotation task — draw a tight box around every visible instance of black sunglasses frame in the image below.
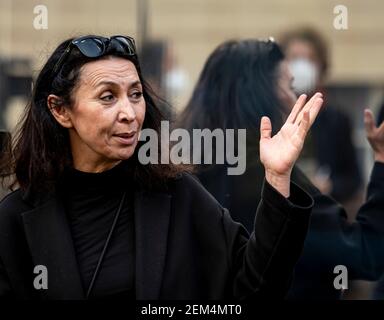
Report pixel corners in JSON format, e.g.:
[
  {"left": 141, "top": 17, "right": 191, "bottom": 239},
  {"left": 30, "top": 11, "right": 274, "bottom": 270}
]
[{"left": 52, "top": 35, "right": 137, "bottom": 74}]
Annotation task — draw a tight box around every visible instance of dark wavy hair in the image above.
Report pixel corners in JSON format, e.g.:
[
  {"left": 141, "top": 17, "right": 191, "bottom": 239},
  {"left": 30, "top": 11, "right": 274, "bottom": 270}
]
[
  {"left": 177, "top": 39, "right": 285, "bottom": 149},
  {"left": 0, "top": 35, "right": 188, "bottom": 199}
]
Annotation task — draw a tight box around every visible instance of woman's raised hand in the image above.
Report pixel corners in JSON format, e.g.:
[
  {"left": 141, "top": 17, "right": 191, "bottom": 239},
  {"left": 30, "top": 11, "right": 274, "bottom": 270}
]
[
  {"left": 364, "top": 109, "right": 384, "bottom": 163},
  {"left": 260, "top": 92, "right": 324, "bottom": 197}
]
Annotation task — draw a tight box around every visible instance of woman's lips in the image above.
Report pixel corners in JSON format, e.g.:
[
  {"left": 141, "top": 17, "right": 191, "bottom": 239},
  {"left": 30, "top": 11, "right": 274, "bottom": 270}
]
[{"left": 114, "top": 132, "right": 137, "bottom": 145}]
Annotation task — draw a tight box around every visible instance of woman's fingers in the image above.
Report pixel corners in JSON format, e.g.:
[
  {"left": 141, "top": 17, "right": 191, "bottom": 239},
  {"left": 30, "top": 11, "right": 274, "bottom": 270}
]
[
  {"left": 378, "top": 121, "right": 384, "bottom": 132},
  {"left": 297, "top": 110, "right": 310, "bottom": 142},
  {"left": 260, "top": 116, "right": 272, "bottom": 139},
  {"left": 307, "top": 97, "right": 323, "bottom": 126},
  {"left": 296, "top": 98, "right": 323, "bottom": 141},
  {"left": 295, "top": 92, "right": 323, "bottom": 125},
  {"left": 286, "top": 94, "right": 307, "bottom": 124},
  {"left": 364, "top": 109, "right": 376, "bottom": 137}
]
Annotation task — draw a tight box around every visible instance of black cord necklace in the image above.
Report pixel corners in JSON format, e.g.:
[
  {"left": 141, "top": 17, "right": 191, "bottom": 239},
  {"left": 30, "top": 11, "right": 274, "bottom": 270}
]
[{"left": 86, "top": 190, "right": 127, "bottom": 299}]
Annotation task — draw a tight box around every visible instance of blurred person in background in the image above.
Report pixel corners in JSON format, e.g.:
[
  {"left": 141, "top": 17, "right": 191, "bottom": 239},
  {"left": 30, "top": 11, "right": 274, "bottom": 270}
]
[
  {"left": 139, "top": 40, "right": 173, "bottom": 120},
  {"left": 0, "top": 131, "right": 11, "bottom": 200},
  {"left": 279, "top": 27, "right": 363, "bottom": 214},
  {"left": 140, "top": 40, "right": 188, "bottom": 120},
  {"left": 370, "top": 102, "right": 384, "bottom": 300},
  {"left": 376, "top": 100, "right": 384, "bottom": 126},
  {"left": 177, "top": 39, "right": 384, "bottom": 300}
]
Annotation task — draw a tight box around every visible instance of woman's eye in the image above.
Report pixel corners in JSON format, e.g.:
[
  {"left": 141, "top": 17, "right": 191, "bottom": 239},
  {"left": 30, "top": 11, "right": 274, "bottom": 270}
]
[
  {"left": 100, "top": 94, "right": 114, "bottom": 102},
  {"left": 131, "top": 91, "right": 143, "bottom": 99}
]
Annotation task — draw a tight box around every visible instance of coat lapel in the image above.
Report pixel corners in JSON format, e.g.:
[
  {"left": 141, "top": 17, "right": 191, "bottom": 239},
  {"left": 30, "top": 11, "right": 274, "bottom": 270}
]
[
  {"left": 20, "top": 187, "right": 172, "bottom": 300},
  {"left": 135, "top": 191, "right": 172, "bottom": 300},
  {"left": 21, "top": 196, "right": 85, "bottom": 300}
]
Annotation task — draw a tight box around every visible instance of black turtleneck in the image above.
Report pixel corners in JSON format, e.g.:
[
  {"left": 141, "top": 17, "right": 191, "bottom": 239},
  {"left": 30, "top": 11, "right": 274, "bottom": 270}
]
[{"left": 59, "top": 161, "right": 135, "bottom": 299}]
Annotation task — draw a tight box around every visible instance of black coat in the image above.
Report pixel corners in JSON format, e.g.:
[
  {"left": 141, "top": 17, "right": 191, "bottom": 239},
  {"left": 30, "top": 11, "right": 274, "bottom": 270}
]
[
  {"left": 0, "top": 173, "right": 313, "bottom": 300},
  {"left": 304, "top": 106, "right": 363, "bottom": 202},
  {"left": 197, "top": 149, "right": 384, "bottom": 300}
]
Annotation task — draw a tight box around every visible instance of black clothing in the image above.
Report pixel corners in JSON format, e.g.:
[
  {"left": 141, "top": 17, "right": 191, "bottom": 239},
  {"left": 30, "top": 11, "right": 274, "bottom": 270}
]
[
  {"left": 377, "top": 102, "right": 384, "bottom": 126},
  {"left": 303, "top": 106, "right": 362, "bottom": 202},
  {"left": 0, "top": 169, "right": 313, "bottom": 300},
  {"left": 197, "top": 149, "right": 384, "bottom": 300},
  {"left": 59, "top": 163, "right": 135, "bottom": 299},
  {"left": 370, "top": 101, "right": 384, "bottom": 300}
]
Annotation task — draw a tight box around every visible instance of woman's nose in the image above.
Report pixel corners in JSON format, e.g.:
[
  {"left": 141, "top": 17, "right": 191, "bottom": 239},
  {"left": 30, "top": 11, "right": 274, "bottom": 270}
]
[{"left": 118, "top": 98, "right": 136, "bottom": 122}]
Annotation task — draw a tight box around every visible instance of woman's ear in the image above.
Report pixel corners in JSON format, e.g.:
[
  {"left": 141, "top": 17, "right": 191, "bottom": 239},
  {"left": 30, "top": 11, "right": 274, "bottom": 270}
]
[{"left": 47, "top": 94, "right": 73, "bottom": 128}]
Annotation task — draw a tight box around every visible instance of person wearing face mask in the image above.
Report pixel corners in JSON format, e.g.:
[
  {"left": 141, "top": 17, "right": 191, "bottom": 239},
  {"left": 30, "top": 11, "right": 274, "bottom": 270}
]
[
  {"left": 177, "top": 39, "right": 384, "bottom": 300},
  {"left": 279, "top": 27, "right": 363, "bottom": 212}
]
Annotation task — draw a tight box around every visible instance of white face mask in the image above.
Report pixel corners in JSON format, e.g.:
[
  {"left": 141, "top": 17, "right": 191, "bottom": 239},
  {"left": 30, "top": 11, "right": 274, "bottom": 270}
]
[
  {"left": 165, "top": 68, "right": 188, "bottom": 96},
  {"left": 288, "top": 58, "right": 319, "bottom": 95}
]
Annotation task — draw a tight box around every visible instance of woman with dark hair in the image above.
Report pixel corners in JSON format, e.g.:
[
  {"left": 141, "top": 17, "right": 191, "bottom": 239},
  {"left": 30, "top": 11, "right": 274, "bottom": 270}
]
[
  {"left": 177, "top": 39, "right": 384, "bottom": 300},
  {"left": 0, "top": 35, "right": 322, "bottom": 300}
]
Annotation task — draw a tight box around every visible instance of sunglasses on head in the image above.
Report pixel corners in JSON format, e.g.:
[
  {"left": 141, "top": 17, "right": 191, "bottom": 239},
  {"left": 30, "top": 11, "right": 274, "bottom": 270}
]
[
  {"left": 261, "top": 36, "right": 284, "bottom": 60},
  {"left": 53, "top": 35, "right": 137, "bottom": 74}
]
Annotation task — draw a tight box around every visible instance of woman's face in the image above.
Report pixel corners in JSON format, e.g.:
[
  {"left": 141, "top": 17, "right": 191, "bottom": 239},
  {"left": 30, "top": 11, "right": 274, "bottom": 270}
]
[
  {"left": 50, "top": 57, "right": 146, "bottom": 172},
  {"left": 276, "top": 60, "right": 297, "bottom": 116}
]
